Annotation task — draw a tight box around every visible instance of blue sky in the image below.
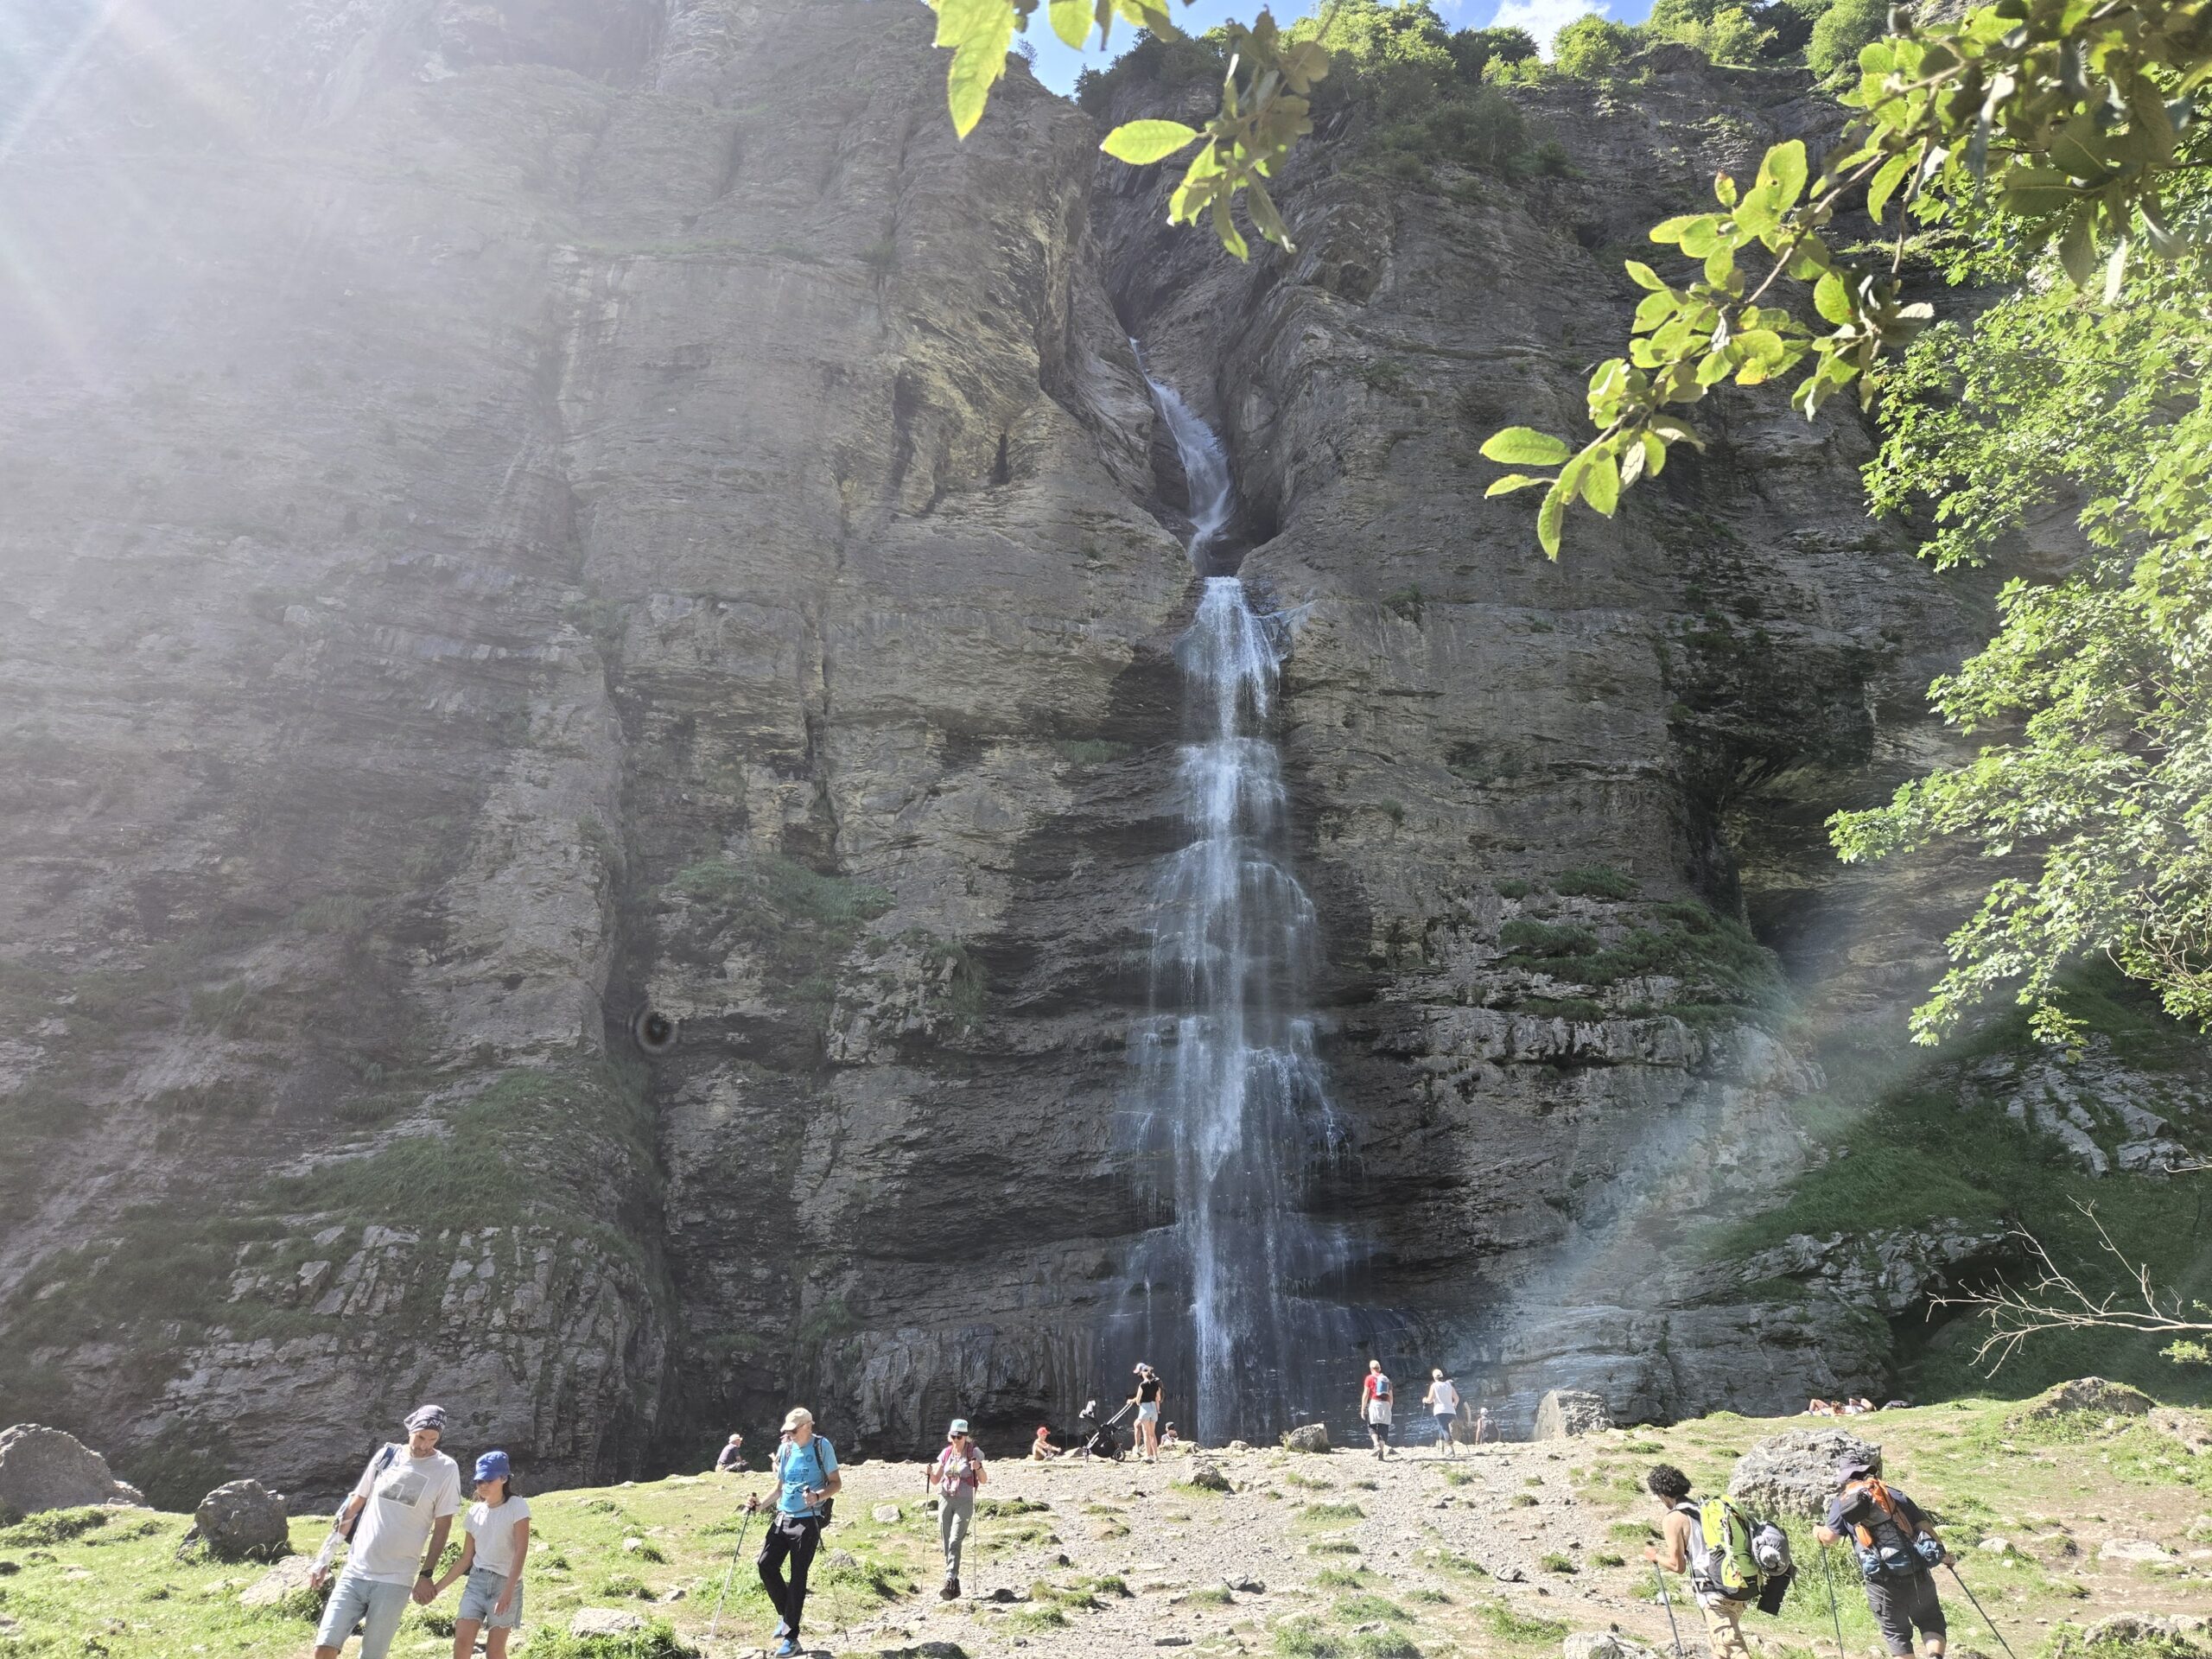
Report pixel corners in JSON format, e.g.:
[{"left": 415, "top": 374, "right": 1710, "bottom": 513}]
[{"left": 1020, "top": 0, "right": 1654, "bottom": 92}]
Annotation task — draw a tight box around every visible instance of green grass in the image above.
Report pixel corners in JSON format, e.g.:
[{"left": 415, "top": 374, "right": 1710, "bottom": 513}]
[
  {"left": 1476, "top": 1599, "right": 1570, "bottom": 1643},
  {"left": 1553, "top": 864, "right": 1640, "bottom": 899},
  {"left": 1538, "top": 1551, "right": 1577, "bottom": 1573},
  {"left": 1298, "top": 1501, "right": 1368, "bottom": 1527},
  {"left": 1333, "top": 1592, "right": 1409, "bottom": 1622}
]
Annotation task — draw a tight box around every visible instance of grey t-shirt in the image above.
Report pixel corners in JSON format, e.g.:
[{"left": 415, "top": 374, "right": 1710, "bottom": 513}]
[{"left": 348, "top": 1446, "right": 461, "bottom": 1585}]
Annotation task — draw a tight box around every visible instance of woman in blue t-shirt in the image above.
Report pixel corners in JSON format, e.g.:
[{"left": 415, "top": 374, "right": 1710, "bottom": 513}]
[{"left": 744, "top": 1408, "right": 841, "bottom": 1658}]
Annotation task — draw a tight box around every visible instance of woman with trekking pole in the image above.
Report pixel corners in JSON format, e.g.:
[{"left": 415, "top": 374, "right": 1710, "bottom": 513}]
[{"left": 1814, "top": 1453, "right": 1957, "bottom": 1659}]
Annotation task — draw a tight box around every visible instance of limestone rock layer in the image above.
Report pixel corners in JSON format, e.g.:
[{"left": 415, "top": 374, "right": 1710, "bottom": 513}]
[{"left": 0, "top": 1, "right": 2046, "bottom": 1501}]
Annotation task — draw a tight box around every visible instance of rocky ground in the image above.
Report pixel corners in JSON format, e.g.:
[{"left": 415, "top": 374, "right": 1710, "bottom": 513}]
[{"left": 8, "top": 1395, "right": 2212, "bottom": 1657}]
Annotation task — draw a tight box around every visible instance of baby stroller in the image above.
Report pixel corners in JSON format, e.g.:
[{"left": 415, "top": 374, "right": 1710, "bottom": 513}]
[{"left": 1071, "top": 1398, "right": 1131, "bottom": 1460}]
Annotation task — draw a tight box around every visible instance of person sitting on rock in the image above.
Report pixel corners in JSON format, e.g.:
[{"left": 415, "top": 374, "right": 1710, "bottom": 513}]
[
  {"left": 1644, "top": 1463, "right": 1750, "bottom": 1659},
  {"left": 1161, "top": 1422, "right": 1182, "bottom": 1446},
  {"left": 1815, "top": 1454, "right": 1951, "bottom": 1659},
  {"left": 1030, "top": 1425, "right": 1062, "bottom": 1460},
  {"left": 715, "top": 1432, "right": 745, "bottom": 1472},
  {"left": 310, "top": 1404, "right": 462, "bottom": 1659}
]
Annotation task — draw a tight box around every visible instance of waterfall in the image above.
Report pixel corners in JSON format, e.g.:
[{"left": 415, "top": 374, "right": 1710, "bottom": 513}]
[{"left": 1116, "top": 360, "right": 1363, "bottom": 1445}]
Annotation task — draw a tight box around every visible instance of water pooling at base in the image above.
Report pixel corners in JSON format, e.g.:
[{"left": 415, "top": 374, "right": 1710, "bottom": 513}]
[{"left": 1114, "top": 361, "right": 1379, "bottom": 1443}]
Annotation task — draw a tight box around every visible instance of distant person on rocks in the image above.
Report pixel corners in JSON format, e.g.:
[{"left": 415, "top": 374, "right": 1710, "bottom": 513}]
[
  {"left": 928, "top": 1418, "right": 988, "bottom": 1600},
  {"left": 1130, "top": 1363, "right": 1165, "bottom": 1464},
  {"left": 310, "top": 1404, "right": 462, "bottom": 1659},
  {"left": 1471, "top": 1404, "right": 1492, "bottom": 1448},
  {"left": 1644, "top": 1463, "right": 1751, "bottom": 1659},
  {"left": 1030, "top": 1425, "right": 1061, "bottom": 1461},
  {"left": 1815, "top": 1454, "right": 1951, "bottom": 1659},
  {"left": 745, "top": 1406, "right": 841, "bottom": 1659},
  {"left": 1359, "top": 1359, "right": 1394, "bottom": 1459},
  {"left": 715, "top": 1432, "right": 745, "bottom": 1472},
  {"left": 429, "top": 1449, "right": 530, "bottom": 1659},
  {"left": 1161, "top": 1422, "right": 1181, "bottom": 1446},
  {"left": 1421, "top": 1370, "right": 1460, "bottom": 1457}
]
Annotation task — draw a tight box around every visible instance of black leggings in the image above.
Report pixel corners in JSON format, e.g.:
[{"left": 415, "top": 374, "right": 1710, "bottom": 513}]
[{"left": 758, "top": 1514, "right": 822, "bottom": 1636}]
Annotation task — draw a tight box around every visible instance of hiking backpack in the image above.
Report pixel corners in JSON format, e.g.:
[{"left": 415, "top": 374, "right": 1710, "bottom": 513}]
[
  {"left": 1838, "top": 1478, "right": 1939, "bottom": 1580},
  {"left": 1679, "top": 1497, "right": 1777, "bottom": 1603}
]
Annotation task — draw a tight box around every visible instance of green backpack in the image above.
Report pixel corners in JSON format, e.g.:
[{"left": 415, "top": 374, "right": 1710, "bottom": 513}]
[{"left": 1680, "top": 1498, "right": 1764, "bottom": 1601}]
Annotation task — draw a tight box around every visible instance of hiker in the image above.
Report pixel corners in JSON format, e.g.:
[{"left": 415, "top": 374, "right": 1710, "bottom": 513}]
[
  {"left": 1030, "top": 1425, "right": 1062, "bottom": 1461},
  {"left": 1130, "top": 1363, "right": 1165, "bottom": 1463},
  {"left": 1421, "top": 1370, "right": 1460, "bottom": 1457},
  {"left": 1815, "top": 1453, "right": 1951, "bottom": 1659},
  {"left": 310, "top": 1404, "right": 463, "bottom": 1659},
  {"left": 1471, "top": 1404, "right": 1492, "bottom": 1448},
  {"left": 745, "top": 1406, "right": 841, "bottom": 1658},
  {"left": 1644, "top": 1464, "right": 1752, "bottom": 1659},
  {"left": 928, "top": 1417, "right": 988, "bottom": 1600},
  {"left": 1358, "top": 1358, "right": 1393, "bottom": 1459},
  {"left": 428, "top": 1450, "right": 529, "bottom": 1659},
  {"left": 715, "top": 1432, "right": 745, "bottom": 1472}
]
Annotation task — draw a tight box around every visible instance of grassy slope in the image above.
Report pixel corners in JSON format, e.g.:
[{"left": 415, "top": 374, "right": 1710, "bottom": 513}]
[{"left": 8, "top": 1397, "right": 2212, "bottom": 1658}]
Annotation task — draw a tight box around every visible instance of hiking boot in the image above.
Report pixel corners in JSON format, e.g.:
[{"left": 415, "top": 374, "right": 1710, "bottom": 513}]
[
  {"left": 941, "top": 1575, "right": 960, "bottom": 1600},
  {"left": 773, "top": 1638, "right": 801, "bottom": 1658}
]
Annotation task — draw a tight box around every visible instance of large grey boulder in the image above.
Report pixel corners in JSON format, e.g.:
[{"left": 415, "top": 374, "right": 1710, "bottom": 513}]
[
  {"left": 2018, "top": 1377, "right": 2155, "bottom": 1421},
  {"left": 192, "top": 1479, "right": 289, "bottom": 1561},
  {"left": 1727, "top": 1427, "right": 1880, "bottom": 1519},
  {"left": 238, "top": 1554, "right": 323, "bottom": 1611},
  {"left": 570, "top": 1608, "right": 648, "bottom": 1637},
  {"left": 0, "top": 1425, "right": 146, "bottom": 1518},
  {"left": 1533, "top": 1390, "right": 1611, "bottom": 1440},
  {"left": 1282, "top": 1423, "right": 1330, "bottom": 1453}
]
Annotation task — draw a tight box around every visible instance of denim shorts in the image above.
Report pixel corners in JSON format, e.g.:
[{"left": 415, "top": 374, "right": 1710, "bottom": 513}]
[
  {"left": 1136, "top": 1402, "right": 1160, "bottom": 1423},
  {"left": 315, "top": 1571, "right": 411, "bottom": 1657},
  {"left": 457, "top": 1564, "right": 524, "bottom": 1629}
]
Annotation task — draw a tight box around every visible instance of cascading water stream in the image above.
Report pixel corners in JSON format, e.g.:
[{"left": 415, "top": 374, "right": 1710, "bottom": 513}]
[{"left": 1115, "top": 358, "right": 1368, "bottom": 1444}]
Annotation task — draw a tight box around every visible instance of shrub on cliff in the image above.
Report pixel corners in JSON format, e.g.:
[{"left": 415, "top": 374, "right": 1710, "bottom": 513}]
[
  {"left": 1805, "top": 0, "right": 1886, "bottom": 74},
  {"left": 1551, "top": 15, "right": 1639, "bottom": 79}
]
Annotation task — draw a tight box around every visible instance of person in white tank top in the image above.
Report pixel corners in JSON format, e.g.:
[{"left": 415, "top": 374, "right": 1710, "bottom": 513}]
[{"left": 1422, "top": 1370, "right": 1462, "bottom": 1457}]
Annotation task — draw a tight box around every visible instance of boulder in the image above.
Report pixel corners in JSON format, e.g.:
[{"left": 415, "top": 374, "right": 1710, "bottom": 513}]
[
  {"left": 1282, "top": 1423, "right": 1330, "bottom": 1453},
  {"left": 1566, "top": 1634, "right": 1659, "bottom": 1659},
  {"left": 2018, "top": 1377, "right": 2155, "bottom": 1421},
  {"left": 1533, "top": 1390, "right": 1611, "bottom": 1440},
  {"left": 1181, "top": 1462, "right": 1232, "bottom": 1492},
  {"left": 193, "top": 1479, "right": 289, "bottom": 1561},
  {"left": 872, "top": 1503, "right": 905, "bottom": 1524},
  {"left": 1726, "top": 1427, "right": 1881, "bottom": 1519},
  {"left": 238, "top": 1554, "right": 323, "bottom": 1611},
  {"left": 2085, "top": 1614, "right": 2203, "bottom": 1649},
  {"left": 2099, "top": 1538, "right": 2174, "bottom": 1565},
  {"left": 2152, "top": 1408, "right": 2212, "bottom": 1454},
  {"left": 569, "top": 1607, "right": 647, "bottom": 1637},
  {"left": 0, "top": 1425, "right": 146, "bottom": 1517}
]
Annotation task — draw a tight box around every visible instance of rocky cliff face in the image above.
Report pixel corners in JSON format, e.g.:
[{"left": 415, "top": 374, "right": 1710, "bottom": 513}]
[{"left": 0, "top": 2, "right": 2200, "bottom": 1502}]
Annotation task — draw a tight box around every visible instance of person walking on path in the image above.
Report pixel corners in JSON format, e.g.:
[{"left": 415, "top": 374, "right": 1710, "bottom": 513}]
[
  {"left": 1421, "top": 1370, "right": 1460, "bottom": 1457},
  {"left": 1472, "top": 1405, "right": 1492, "bottom": 1447},
  {"left": 715, "top": 1432, "right": 745, "bottom": 1473},
  {"left": 310, "top": 1404, "right": 463, "bottom": 1659},
  {"left": 429, "top": 1450, "right": 530, "bottom": 1659},
  {"left": 746, "top": 1407, "right": 841, "bottom": 1658},
  {"left": 1359, "top": 1359, "right": 1394, "bottom": 1459},
  {"left": 1814, "top": 1453, "right": 1952, "bottom": 1659},
  {"left": 1129, "top": 1363, "right": 1165, "bottom": 1463},
  {"left": 928, "top": 1418, "right": 988, "bottom": 1600},
  {"left": 1644, "top": 1464, "right": 1751, "bottom": 1659}
]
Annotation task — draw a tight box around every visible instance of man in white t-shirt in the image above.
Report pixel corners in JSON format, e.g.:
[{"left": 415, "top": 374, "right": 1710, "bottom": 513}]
[{"left": 312, "top": 1404, "right": 463, "bottom": 1659}]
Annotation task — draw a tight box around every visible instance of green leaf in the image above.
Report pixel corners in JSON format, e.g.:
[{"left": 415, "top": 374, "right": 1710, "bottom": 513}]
[
  {"left": 1536, "top": 480, "right": 1567, "bottom": 559},
  {"left": 1485, "top": 474, "right": 1552, "bottom": 496},
  {"left": 1624, "top": 261, "right": 1666, "bottom": 291},
  {"left": 1580, "top": 449, "right": 1621, "bottom": 517},
  {"left": 1755, "top": 141, "right": 1808, "bottom": 212},
  {"left": 1649, "top": 215, "right": 1700, "bottom": 245},
  {"left": 1049, "top": 0, "right": 1093, "bottom": 48},
  {"left": 1480, "top": 427, "right": 1573, "bottom": 467},
  {"left": 1101, "top": 119, "right": 1201, "bottom": 165},
  {"left": 2057, "top": 213, "right": 2095, "bottom": 289},
  {"left": 1866, "top": 151, "right": 1912, "bottom": 225},
  {"left": 936, "top": 0, "right": 1017, "bottom": 138},
  {"left": 1813, "top": 271, "right": 1855, "bottom": 327},
  {"left": 1211, "top": 192, "right": 1249, "bottom": 262}
]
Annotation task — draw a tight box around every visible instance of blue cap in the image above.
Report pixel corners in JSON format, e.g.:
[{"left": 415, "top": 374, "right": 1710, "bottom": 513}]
[{"left": 474, "top": 1449, "right": 511, "bottom": 1483}]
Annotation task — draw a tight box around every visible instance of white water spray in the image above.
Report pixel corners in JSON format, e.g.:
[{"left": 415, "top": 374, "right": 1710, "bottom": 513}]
[{"left": 1119, "top": 362, "right": 1361, "bottom": 1443}]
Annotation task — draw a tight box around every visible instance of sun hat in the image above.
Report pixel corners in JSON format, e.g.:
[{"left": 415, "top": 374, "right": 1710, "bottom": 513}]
[
  {"left": 781, "top": 1407, "right": 813, "bottom": 1433},
  {"left": 405, "top": 1404, "right": 448, "bottom": 1433},
  {"left": 473, "top": 1450, "right": 511, "bottom": 1483}
]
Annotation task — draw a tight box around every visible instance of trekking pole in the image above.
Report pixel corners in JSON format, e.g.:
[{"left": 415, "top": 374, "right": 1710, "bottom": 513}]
[
  {"left": 1651, "top": 1563, "right": 1688, "bottom": 1659},
  {"left": 1816, "top": 1541, "right": 1848, "bottom": 1659},
  {"left": 1945, "top": 1562, "right": 2024, "bottom": 1659},
  {"left": 707, "top": 1504, "right": 758, "bottom": 1643}
]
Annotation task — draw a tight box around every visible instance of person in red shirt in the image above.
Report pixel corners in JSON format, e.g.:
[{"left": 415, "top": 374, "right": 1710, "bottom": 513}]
[{"left": 1358, "top": 1359, "right": 1394, "bottom": 1459}]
